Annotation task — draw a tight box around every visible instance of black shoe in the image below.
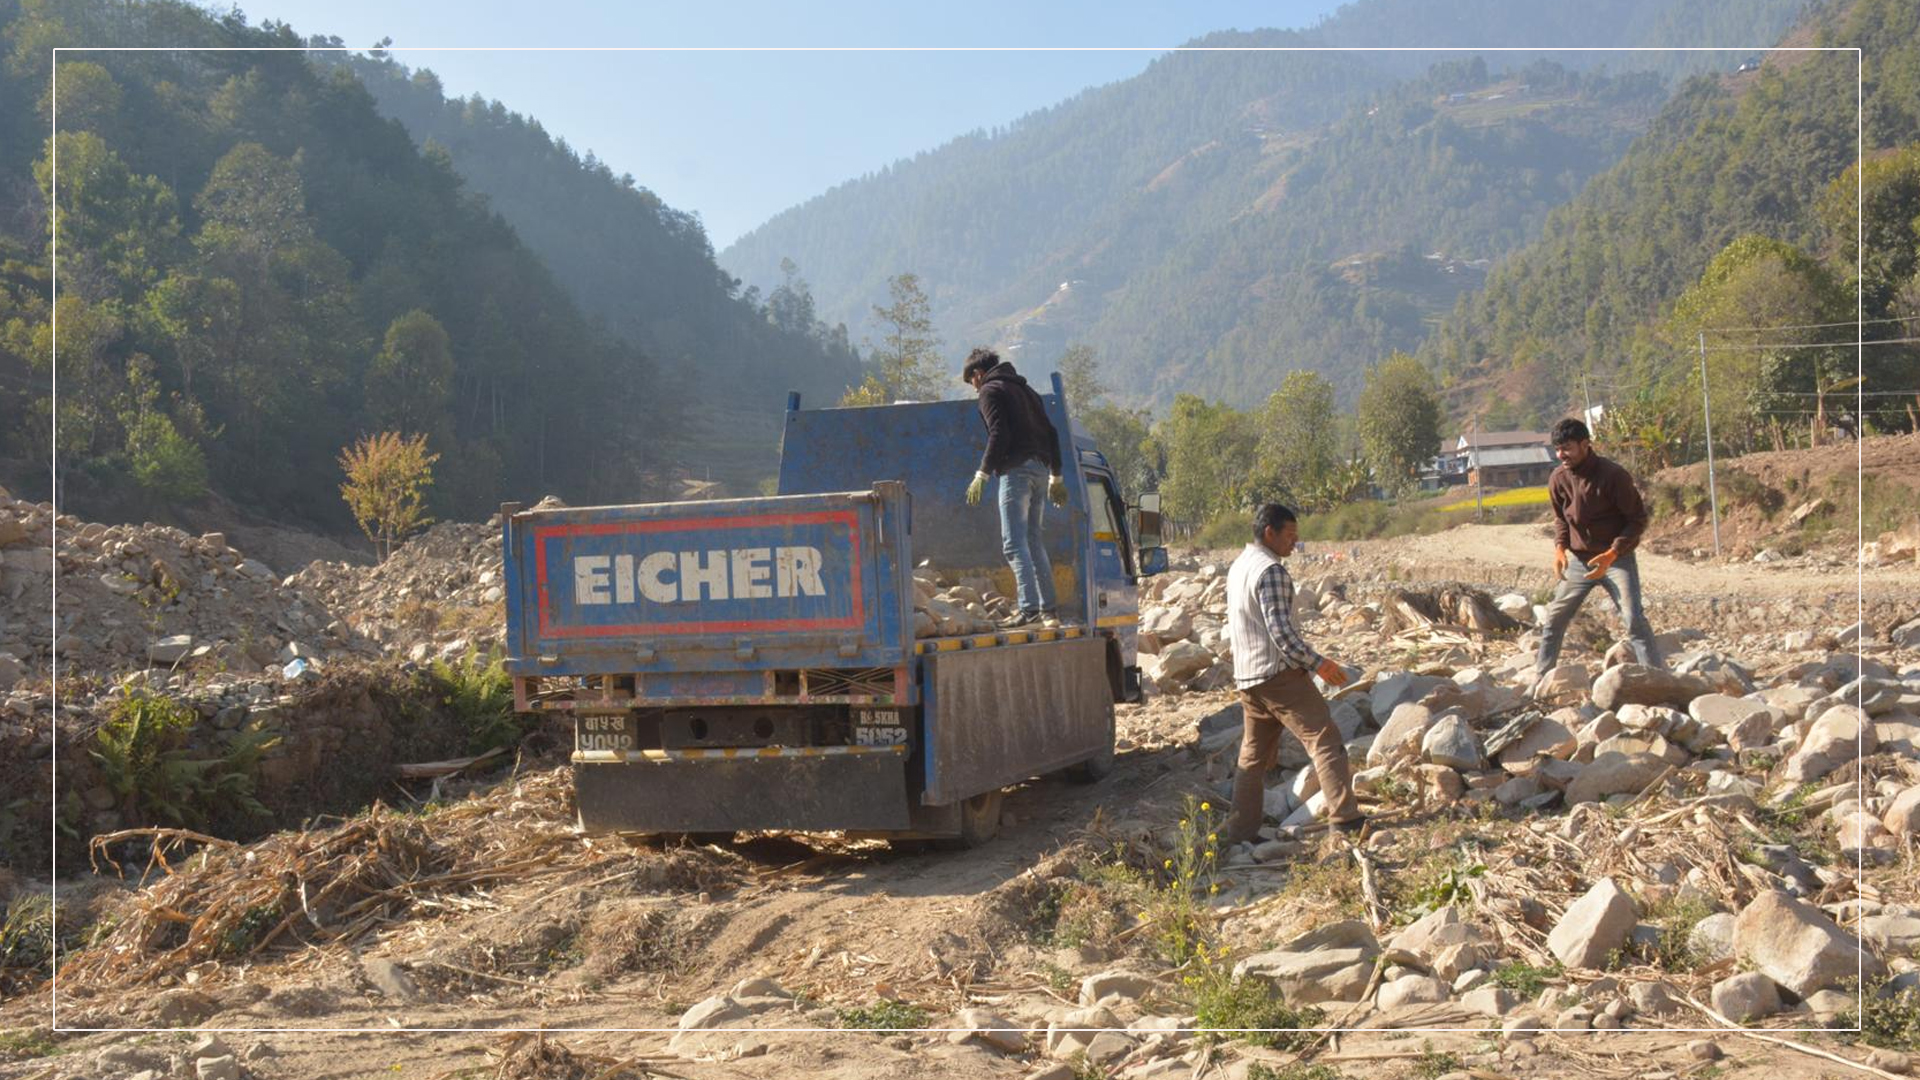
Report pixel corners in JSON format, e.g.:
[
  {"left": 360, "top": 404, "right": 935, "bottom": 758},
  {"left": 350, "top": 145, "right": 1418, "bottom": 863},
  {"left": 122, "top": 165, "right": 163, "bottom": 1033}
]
[{"left": 1001, "top": 611, "right": 1040, "bottom": 628}]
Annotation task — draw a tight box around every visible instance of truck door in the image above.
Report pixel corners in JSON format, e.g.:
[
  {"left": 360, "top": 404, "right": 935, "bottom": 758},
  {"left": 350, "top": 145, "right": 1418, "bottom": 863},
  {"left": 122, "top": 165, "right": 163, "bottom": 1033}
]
[{"left": 1084, "top": 470, "right": 1141, "bottom": 694}]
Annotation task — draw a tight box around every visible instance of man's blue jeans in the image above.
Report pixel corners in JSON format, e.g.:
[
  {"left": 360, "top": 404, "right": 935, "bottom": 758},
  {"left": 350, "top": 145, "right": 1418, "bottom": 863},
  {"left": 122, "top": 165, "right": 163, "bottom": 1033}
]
[
  {"left": 1535, "top": 550, "right": 1662, "bottom": 677},
  {"left": 998, "top": 459, "right": 1055, "bottom": 615}
]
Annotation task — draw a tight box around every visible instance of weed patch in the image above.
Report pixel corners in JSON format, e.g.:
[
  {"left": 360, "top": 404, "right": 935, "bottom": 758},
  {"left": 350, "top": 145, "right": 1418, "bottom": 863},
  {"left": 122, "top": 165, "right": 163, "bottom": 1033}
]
[
  {"left": 1492, "top": 958, "right": 1563, "bottom": 998},
  {"left": 89, "top": 689, "right": 279, "bottom": 830},
  {"left": 429, "top": 650, "right": 521, "bottom": 755},
  {"left": 0, "top": 1028, "right": 61, "bottom": 1060},
  {"left": 837, "top": 999, "right": 929, "bottom": 1030},
  {"left": 1634, "top": 895, "right": 1712, "bottom": 972},
  {"left": 1832, "top": 977, "right": 1920, "bottom": 1051},
  {"left": 1246, "top": 1062, "right": 1347, "bottom": 1080},
  {"left": 1411, "top": 1043, "right": 1464, "bottom": 1078},
  {"left": 1192, "top": 975, "right": 1326, "bottom": 1050}
]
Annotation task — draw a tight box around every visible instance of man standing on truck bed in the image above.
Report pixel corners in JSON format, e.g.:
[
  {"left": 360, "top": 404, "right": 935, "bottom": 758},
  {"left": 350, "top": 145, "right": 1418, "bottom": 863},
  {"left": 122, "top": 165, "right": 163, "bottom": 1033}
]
[
  {"left": 1225, "top": 503, "right": 1364, "bottom": 844},
  {"left": 963, "top": 347, "right": 1068, "bottom": 628},
  {"left": 1533, "top": 417, "right": 1661, "bottom": 686}
]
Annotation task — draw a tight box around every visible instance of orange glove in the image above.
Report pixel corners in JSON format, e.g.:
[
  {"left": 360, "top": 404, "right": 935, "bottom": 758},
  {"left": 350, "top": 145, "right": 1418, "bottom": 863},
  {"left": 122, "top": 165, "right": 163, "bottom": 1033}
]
[
  {"left": 1552, "top": 546, "right": 1568, "bottom": 580},
  {"left": 1583, "top": 547, "right": 1619, "bottom": 581},
  {"left": 1315, "top": 657, "right": 1350, "bottom": 688}
]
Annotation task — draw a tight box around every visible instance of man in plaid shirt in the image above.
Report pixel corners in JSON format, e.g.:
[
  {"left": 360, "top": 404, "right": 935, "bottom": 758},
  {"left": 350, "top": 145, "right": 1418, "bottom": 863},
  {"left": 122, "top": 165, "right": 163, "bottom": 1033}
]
[{"left": 1224, "top": 503, "right": 1365, "bottom": 843}]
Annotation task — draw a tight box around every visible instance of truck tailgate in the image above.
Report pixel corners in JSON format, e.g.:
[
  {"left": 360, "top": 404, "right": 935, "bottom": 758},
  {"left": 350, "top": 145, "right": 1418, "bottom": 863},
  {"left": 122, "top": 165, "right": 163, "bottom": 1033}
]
[{"left": 503, "top": 486, "right": 911, "bottom": 678}]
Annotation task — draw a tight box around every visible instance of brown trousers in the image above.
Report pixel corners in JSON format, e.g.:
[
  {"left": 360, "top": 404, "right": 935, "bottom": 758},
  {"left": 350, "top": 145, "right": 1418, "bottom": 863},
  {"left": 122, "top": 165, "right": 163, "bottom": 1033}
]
[{"left": 1228, "top": 668, "right": 1361, "bottom": 842}]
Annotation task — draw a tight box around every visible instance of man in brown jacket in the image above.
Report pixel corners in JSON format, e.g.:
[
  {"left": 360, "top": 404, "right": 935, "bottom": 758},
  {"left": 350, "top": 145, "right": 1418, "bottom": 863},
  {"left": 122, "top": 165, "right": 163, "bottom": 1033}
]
[{"left": 1534, "top": 418, "right": 1662, "bottom": 681}]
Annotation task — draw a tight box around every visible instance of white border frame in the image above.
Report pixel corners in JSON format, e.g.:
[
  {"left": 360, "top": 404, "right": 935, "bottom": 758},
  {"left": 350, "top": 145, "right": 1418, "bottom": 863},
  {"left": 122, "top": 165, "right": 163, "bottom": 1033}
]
[{"left": 43, "top": 41, "right": 1867, "bottom": 1040}]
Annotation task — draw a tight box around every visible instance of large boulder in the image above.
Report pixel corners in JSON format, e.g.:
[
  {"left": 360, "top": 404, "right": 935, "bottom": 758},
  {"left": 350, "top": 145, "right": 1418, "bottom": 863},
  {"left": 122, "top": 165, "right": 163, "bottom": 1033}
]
[
  {"left": 1547, "top": 878, "right": 1638, "bottom": 969},
  {"left": 1591, "top": 665, "right": 1713, "bottom": 711},
  {"left": 1564, "top": 751, "right": 1669, "bottom": 805},
  {"left": 1377, "top": 974, "right": 1450, "bottom": 1010},
  {"left": 1689, "top": 913, "right": 1737, "bottom": 966},
  {"left": 1884, "top": 786, "right": 1920, "bottom": 838},
  {"left": 1421, "top": 713, "right": 1484, "bottom": 770},
  {"left": 1532, "top": 663, "right": 1592, "bottom": 707},
  {"left": 1734, "top": 890, "right": 1884, "bottom": 997},
  {"left": 1138, "top": 606, "right": 1192, "bottom": 653},
  {"left": 1234, "top": 919, "right": 1379, "bottom": 1005},
  {"left": 1781, "top": 705, "right": 1876, "bottom": 784},
  {"left": 1711, "top": 972, "right": 1781, "bottom": 1023},
  {"left": 1369, "top": 703, "right": 1441, "bottom": 766},
  {"left": 1689, "top": 694, "right": 1777, "bottom": 751},
  {"left": 1372, "top": 672, "right": 1450, "bottom": 718},
  {"left": 1489, "top": 713, "right": 1578, "bottom": 769},
  {"left": 1150, "top": 640, "right": 1215, "bottom": 685},
  {"left": 1383, "top": 906, "right": 1496, "bottom": 969}
]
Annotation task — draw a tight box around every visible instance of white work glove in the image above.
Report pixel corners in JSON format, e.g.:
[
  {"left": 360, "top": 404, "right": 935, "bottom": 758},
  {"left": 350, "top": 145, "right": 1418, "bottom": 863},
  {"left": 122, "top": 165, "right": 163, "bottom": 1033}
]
[
  {"left": 1047, "top": 475, "right": 1068, "bottom": 507},
  {"left": 965, "top": 471, "right": 988, "bottom": 506}
]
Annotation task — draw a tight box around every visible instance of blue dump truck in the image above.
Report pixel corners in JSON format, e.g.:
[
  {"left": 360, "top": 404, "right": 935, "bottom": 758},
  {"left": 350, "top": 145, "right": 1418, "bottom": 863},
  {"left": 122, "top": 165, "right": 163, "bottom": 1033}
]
[{"left": 500, "top": 374, "right": 1168, "bottom": 846}]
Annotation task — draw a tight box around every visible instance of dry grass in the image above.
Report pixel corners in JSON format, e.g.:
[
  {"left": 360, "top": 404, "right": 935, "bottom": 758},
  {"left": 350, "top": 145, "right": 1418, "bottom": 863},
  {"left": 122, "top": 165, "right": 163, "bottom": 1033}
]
[{"left": 54, "top": 769, "right": 743, "bottom": 994}]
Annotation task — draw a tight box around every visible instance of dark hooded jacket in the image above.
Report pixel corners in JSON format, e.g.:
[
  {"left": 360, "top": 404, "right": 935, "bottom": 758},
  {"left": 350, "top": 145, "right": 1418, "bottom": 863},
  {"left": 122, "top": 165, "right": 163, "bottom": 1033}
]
[{"left": 975, "top": 363, "right": 1062, "bottom": 477}]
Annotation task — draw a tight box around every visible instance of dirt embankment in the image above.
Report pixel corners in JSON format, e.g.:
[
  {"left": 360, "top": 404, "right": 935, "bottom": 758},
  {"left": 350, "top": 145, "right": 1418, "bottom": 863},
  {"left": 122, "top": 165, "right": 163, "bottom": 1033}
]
[{"left": 1644, "top": 432, "right": 1920, "bottom": 560}]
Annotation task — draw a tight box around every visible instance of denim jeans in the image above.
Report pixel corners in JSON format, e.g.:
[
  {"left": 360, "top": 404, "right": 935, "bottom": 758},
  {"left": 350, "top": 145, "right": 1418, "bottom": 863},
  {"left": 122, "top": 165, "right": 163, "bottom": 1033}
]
[
  {"left": 997, "top": 459, "right": 1055, "bottom": 614},
  {"left": 1534, "top": 550, "right": 1662, "bottom": 677}
]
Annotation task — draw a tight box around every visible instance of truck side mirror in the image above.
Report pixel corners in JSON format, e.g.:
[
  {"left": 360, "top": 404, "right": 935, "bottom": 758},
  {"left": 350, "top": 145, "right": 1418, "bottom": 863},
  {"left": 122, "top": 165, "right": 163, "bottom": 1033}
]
[
  {"left": 1134, "top": 492, "right": 1163, "bottom": 549},
  {"left": 1139, "top": 546, "right": 1169, "bottom": 576}
]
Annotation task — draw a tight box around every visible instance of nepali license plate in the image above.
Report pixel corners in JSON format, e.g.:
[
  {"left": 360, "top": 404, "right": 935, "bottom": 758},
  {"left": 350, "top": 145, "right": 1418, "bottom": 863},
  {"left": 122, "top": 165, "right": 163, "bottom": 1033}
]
[
  {"left": 852, "top": 707, "right": 908, "bottom": 747},
  {"left": 576, "top": 714, "right": 637, "bottom": 752}
]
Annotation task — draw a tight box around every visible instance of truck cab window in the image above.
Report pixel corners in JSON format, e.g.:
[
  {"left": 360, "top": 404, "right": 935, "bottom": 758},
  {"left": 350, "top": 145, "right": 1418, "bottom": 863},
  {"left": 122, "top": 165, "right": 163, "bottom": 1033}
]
[{"left": 1089, "top": 476, "right": 1134, "bottom": 576}]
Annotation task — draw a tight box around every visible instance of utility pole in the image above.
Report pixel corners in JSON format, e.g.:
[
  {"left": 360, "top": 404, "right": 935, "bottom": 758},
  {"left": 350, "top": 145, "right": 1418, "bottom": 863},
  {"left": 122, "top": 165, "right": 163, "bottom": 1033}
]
[
  {"left": 1698, "top": 332, "right": 1721, "bottom": 559},
  {"left": 1472, "top": 415, "right": 1483, "bottom": 523},
  {"left": 1581, "top": 370, "right": 1594, "bottom": 427}
]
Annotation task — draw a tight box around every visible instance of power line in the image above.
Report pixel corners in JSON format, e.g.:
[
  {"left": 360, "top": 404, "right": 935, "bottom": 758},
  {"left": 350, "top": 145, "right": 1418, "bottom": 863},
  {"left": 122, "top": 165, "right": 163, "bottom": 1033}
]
[
  {"left": 1745, "top": 389, "right": 1919, "bottom": 397},
  {"left": 1704, "top": 313, "right": 1920, "bottom": 333},
  {"left": 1699, "top": 334, "right": 1920, "bottom": 352}
]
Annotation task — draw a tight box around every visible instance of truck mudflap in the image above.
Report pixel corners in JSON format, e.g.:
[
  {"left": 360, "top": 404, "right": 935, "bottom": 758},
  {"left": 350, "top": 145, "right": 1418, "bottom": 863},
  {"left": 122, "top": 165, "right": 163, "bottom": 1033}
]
[{"left": 572, "top": 745, "right": 911, "bottom": 834}]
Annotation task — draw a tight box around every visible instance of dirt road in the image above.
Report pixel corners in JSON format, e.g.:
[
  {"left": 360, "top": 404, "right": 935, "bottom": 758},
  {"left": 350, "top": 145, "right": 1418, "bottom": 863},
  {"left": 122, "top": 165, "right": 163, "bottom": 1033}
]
[{"left": 1340, "top": 521, "right": 1919, "bottom": 607}]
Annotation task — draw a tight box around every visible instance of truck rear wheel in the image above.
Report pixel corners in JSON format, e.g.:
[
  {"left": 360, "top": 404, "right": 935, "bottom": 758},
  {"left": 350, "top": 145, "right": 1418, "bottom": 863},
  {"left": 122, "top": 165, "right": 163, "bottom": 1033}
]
[
  {"left": 1067, "top": 705, "right": 1116, "bottom": 782},
  {"left": 936, "top": 789, "right": 1003, "bottom": 850},
  {"left": 660, "top": 831, "right": 734, "bottom": 847}
]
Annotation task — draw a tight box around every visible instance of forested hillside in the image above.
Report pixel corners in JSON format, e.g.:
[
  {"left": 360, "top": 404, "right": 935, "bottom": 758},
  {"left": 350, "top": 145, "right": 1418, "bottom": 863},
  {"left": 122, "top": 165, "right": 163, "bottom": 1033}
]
[
  {"left": 313, "top": 48, "right": 863, "bottom": 479},
  {"left": 1421, "top": 0, "right": 1920, "bottom": 435},
  {"left": 720, "top": 0, "right": 1805, "bottom": 410},
  {"left": 0, "top": 0, "right": 702, "bottom": 527}
]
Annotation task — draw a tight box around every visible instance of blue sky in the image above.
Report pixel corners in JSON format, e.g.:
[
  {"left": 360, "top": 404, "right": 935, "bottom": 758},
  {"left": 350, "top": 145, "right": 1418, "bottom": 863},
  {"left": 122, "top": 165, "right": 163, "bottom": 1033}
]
[{"left": 236, "top": 0, "right": 1344, "bottom": 247}]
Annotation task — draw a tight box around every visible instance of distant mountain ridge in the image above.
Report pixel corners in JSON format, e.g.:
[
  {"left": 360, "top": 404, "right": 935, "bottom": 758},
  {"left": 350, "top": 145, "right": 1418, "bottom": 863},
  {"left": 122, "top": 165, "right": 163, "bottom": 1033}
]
[
  {"left": 314, "top": 48, "right": 864, "bottom": 487},
  {"left": 720, "top": 0, "right": 1807, "bottom": 410}
]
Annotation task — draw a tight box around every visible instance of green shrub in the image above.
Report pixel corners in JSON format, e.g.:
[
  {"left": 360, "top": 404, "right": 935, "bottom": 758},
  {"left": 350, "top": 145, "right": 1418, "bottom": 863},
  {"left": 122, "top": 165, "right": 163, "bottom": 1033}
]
[
  {"left": 1715, "top": 469, "right": 1782, "bottom": 516},
  {"left": 1833, "top": 977, "right": 1920, "bottom": 1050},
  {"left": 1412, "top": 1043, "right": 1464, "bottom": 1078},
  {"left": 0, "top": 893, "right": 57, "bottom": 975},
  {"left": 0, "top": 1027, "right": 62, "bottom": 1060},
  {"left": 1300, "top": 500, "right": 1390, "bottom": 541},
  {"left": 1638, "top": 896, "right": 1713, "bottom": 971},
  {"left": 1492, "top": 958, "right": 1563, "bottom": 997},
  {"left": 1193, "top": 975, "right": 1325, "bottom": 1050},
  {"left": 90, "top": 690, "right": 278, "bottom": 828},
  {"left": 1195, "top": 510, "right": 1252, "bottom": 550},
  {"left": 1246, "top": 1065, "right": 1346, "bottom": 1080},
  {"left": 430, "top": 650, "right": 521, "bottom": 755},
  {"left": 837, "top": 999, "right": 929, "bottom": 1030}
]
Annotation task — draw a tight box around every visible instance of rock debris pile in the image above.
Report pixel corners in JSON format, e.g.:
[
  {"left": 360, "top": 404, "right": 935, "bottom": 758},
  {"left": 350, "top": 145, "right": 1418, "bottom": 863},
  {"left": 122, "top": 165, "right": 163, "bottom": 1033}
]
[
  {"left": 911, "top": 572, "right": 1019, "bottom": 638},
  {"left": 0, "top": 491, "right": 373, "bottom": 690},
  {"left": 288, "top": 521, "right": 505, "bottom": 662}
]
